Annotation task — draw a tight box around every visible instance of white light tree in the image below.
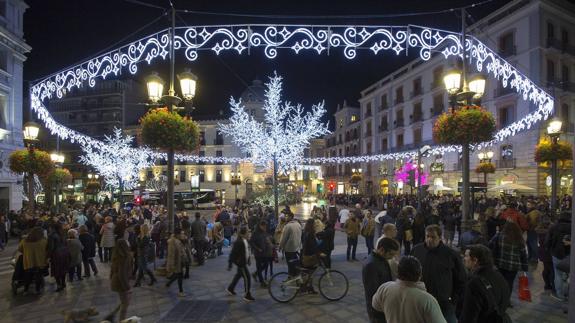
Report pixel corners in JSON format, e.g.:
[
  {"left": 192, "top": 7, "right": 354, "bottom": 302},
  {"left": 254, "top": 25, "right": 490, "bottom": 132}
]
[
  {"left": 80, "top": 128, "right": 153, "bottom": 196},
  {"left": 219, "top": 72, "right": 330, "bottom": 216}
]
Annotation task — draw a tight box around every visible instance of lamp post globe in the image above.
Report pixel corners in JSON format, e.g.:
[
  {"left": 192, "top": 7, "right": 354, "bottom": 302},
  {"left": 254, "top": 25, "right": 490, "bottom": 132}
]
[{"left": 146, "top": 72, "right": 165, "bottom": 103}]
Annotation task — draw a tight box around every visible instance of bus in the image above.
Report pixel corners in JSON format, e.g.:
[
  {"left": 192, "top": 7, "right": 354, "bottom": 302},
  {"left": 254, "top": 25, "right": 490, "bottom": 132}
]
[{"left": 135, "top": 189, "right": 217, "bottom": 209}]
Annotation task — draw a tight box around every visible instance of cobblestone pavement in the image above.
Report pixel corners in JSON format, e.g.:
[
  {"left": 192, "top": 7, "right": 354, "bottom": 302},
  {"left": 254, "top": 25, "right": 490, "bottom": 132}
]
[{"left": 0, "top": 205, "right": 568, "bottom": 322}]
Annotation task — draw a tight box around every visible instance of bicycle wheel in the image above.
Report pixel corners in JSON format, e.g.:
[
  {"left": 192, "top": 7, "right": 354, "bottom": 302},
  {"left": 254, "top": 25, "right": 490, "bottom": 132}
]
[
  {"left": 318, "top": 269, "right": 349, "bottom": 301},
  {"left": 268, "top": 272, "right": 300, "bottom": 303}
]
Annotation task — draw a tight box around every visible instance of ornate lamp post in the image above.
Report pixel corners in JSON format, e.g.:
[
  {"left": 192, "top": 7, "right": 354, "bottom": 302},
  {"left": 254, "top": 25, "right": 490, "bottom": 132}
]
[
  {"left": 546, "top": 117, "right": 563, "bottom": 216},
  {"left": 230, "top": 170, "right": 242, "bottom": 201},
  {"left": 50, "top": 151, "right": 65, "bottom": 213},
  {"left": 443, "top": 67, "right": 487, "bottom": 230},
  {"left": 477, "top": 150, "right": 494, "bottom": 184},
  {"left": 145, "top": 67, "right": 197, "bottom": 233},
  {"left": 23, "top": 121, "right": 40, "bottom": 212},
  {"left": 350, "top": 168, "right": 362, "bottom": 194}
]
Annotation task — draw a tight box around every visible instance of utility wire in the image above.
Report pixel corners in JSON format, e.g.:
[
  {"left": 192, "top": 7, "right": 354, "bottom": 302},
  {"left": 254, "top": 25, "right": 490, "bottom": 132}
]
[
  {"left": 123, "top": 0, "right": 166, "bottom": 11},
  {"left": 175, "top": 0, "right": 496, "bottom": 20}
]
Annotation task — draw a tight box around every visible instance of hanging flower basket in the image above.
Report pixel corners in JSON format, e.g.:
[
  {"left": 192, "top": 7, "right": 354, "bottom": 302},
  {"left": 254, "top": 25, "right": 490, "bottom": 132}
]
[
  {"left": 9, "top": 149, "right": 54, "bottom": 178},
  {"left": 231, "top": 177, "right": 242, "bottom": 185},
  {"left": 47, "top": 168, "right": 73, "bottom": 185},
  {"left": 278, "top": 175, "right": 290, "bottom": 184},
  {"left": 433, "top": 105, "right": 496, "bottom": 145},
  {"left": 475, "top": 162, "right": 496, "bottom": 174},
  {"left": 350, "top": 174, "right": 362, "bottom": 183},
  {"left": 534, "top": 139, "right": 573, "bottom": 163},
  {"left": 140, "top": 108, "right": 200, "bottom": 152}
]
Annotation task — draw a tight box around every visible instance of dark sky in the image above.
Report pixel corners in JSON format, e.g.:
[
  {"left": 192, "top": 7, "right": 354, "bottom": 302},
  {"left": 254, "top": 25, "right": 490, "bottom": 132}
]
[{"left": 23, "top": 0, "right": 509, "bottom": 124}]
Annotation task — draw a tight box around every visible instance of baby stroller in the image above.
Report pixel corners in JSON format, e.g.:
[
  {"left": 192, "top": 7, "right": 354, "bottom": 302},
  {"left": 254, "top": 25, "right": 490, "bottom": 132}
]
[{"left": 11, "top": 251, "right": 26, "bottom": 295}]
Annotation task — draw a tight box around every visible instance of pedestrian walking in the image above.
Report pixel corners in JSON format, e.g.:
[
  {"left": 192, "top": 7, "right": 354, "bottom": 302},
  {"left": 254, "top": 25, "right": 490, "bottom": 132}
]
[
  {"left": 78, "top": 225, "right": 98, "bottom": 278},
  {"left": 279, "top": 212, "right": 302, "bottom": 277},
  {"left": 18, "top": 227, "right": 47, "bottom": 294},
  {"left": 345, "top": 213, "right": 360, "bottom": 261},
  {"left": 67, "top": 229, "right": 84, "bottom": 282},
  {"left": 48, "top": 222, "right": 70, "bottom": 292},
  {"left": 166, "top": 228, "right": 186, "bottom": 297},
  {"left": 489, "top": 221, "right": 528, "bottom": 294},
  {"left": 361, "top": 211, "right": 376, "bottom": 256},
  {"left": 106, "top": 239, "right": 133, "bottom": 322},
  {"left": 226, "top": 227, "right": 255, "bottom": 302},
  {"left": 99, "top": 216, "right": 115, "bottom": 262},
  {"left": 134, "top": 224, "right": 156, "bottom": 287}
]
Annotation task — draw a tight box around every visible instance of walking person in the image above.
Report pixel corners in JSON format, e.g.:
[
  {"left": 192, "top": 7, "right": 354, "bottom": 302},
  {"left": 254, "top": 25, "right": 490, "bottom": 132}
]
[
  {"left": 362, "top": 237, "right": 400, "bottom": 323},
  {"left": 345, "top": 213, "right": 361, "bottom": 261},
  {"left": 361, "top": 211, "right": 376, "bottom": 256},
  {"left": 316, "top": 220, "right": 335, "bottom": 269},
  {"left": 190, "top": 212, "right": 207, "bottom": 266},
  {"left": 545, "top": 210, "right": 571, "bottom": 302},
  {"left": 460, "top": 244, "right": 511, "bottom": 323},
  {"left": 67, "top": 229, "right": 84, "bottom": 282},
  {"left": 99, "top": 216, "right": 115, "bottom": 262},
  {"left": 105, "top": 239, "right": 133, "bottom": 322},
  {"left": 166, "top": 228, "right": 186, "bottom": 297},
  {"left": 78, "top": 225, "right": 98, "bottom": 278},
  {"left": 48, "top": 222, "right": 70, "bottom": 292},
  {"left": 279, "top": 212, "right": 302, "bottom": 277},
  {"left": 226, "top": 227, "right": 255, "bottom": 302},
  {"left": 489, "top": 221, "right": 528, "bottom": 294},
  {"left": 18, "top": 227, "right": 47, "bottom": 294},
  {"left": 134, "top": 224, "right": 156, "bottom": 287},
  {"left": 250, "top": 220, "right": 271, "bottom": 287}
]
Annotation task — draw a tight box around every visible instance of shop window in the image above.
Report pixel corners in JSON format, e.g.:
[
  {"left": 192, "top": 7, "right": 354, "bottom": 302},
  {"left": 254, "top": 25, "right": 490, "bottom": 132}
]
[{"left": 216, "top": 170, "right": 222, "bottom": 182}]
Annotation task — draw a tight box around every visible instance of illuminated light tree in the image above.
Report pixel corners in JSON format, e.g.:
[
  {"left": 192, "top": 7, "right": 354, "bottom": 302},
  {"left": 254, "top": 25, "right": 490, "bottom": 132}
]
[
  {"left": 80, "top": 128, "right": 153, "bottom": 196},
  {"left": 219, "top": 72, "right": 330, "bottom": 217}
]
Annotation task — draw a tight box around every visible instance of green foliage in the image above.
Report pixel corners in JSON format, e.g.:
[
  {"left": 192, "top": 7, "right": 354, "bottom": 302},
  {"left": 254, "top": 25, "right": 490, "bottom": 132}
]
[
  {"left": 475, "top": 162, "right": 496, "bottom": 174},
  {"left": 433, "top": 105, "right": 496, "bottom": 145},
  {"left": 535, "top": 139, "right": 573, "bottom": 163},
  {"left": 140, "top": 108, "right": 200, "bottom": 152},
  {"left": 47, "top": 168, "right": 73, "bottom": 185},
  {"left": 9, "top": 149, "right": 54, "bottom": 177}
]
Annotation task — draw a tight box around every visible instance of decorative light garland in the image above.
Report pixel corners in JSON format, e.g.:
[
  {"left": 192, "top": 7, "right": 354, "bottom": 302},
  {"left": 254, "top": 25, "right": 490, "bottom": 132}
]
[{"left": 30, "top": 25, "right": 553, "bottom": 165}]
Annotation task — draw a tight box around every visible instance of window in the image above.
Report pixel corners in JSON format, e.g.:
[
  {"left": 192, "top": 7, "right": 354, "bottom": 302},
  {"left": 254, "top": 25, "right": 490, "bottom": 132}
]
[
  {"left": 339, "top": 149, "right": 342, "bottom": 157},
  {"left": 215, "top": 131, "right": 224, "bottom": 145},
  {"left": 432, "top": 66, "right": 443, "bottom": 88},
  {"left": 562, "top": 28, "right": 569, "bottom": 45},
  {"left": 498, "top": 106, "right": 515, "bottom": 128},
  {"left": 433, "top": 94, "right": 444, "bottom": 115},
  {"left": 548, "top": 22, "right": 555, "bottom": 40},
  {"left": 216, "top": 170, "right": 222, "bottom": 182},
  {"left": 412, "top": 102, "right": 422, "bottom": 122},
  {"left": 381, "top": 138, "right": 388, "bottom": 152},
  {"left": 380, "top": 115, "right": 388, "bottom": 131},
  {"left": 147, "top": 170, "right": 153, "bottom": 179},
  {"left": 216, "top": 150, "right": 223, "bottom": 165},
  {"left": 413, "top": 128, "right": 422, "bottom": 144},
  {"left": 381, "top": 94, "right": 388, "bottom": 109},
  {"left": 351, "top": 115, "right": 357, "bottom": 122},
  {"left": 365, "top": 102, "right": 372, "bottom": 117},
  {"left": 547, "top": 60, "right": 555, "bottom": 83},
  {"left": 501, "top": 145, "right": 513, "bottom": 160},
  {"left": 395, "top": 86, "right": 403, "bottom": 104},
  {"left": 562, "top": 65, "right": 569, "bottom": 83},
  {"left": 0, "top": 95, "right": 5, "bottom": 129},
  {"left": 395, "top": 109, "right": 404, "bottom": 127},
  {"left": 339, "top": 119, "right": 343, "bottom": 128},
  {"left": 498, "top": 32, "right": 515, "bottom": 57},
  {"left": 199, "top": 170, "right": 205, "bottom": 182},
  {"left": 180, "top": 170, "right": 186, "bottom": 181},
  {"left": 366, "top": 142, "right": 372, "bottom": 155},
  {"left": 338, "top": 134, "right": 342, "bottom": 144},
  {"left": 562, "top": 104, "right": 570, "bottom": 122},
  {"left": 200, "top": 131, "right": 206, "bottom": 145},
  {"left": 366, "top": 121, "right": 372, "bottom": 137},
  {"left": 396, "top": 134, "right": 404, "bottom": 148},
  {"left": 412, "top": 77, "right": 422, "bottom": 97}
]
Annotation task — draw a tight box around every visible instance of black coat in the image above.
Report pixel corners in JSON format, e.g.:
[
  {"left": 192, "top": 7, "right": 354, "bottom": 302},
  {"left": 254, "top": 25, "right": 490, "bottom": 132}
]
[
  {"left": 79, "top": 232, "right": 96, "bottom": 259},
  {"left": 316, "top": 226, "right": 335, "bottom": 252},
  {"left": 362, "top": 253, "right": 393, "bottom": 323},
  {"left": 229, "top": 238, "right": 249, "bottom": 267},
  {"left": 411, "top": 242, "right": 467, "bottom": 311},
  {"left": 545, "top": 217, "right": 571, "bottom": 259},
  {"left": 249, "top": 229, "right": 269, "bottom": 258},
  {"left": 459, "top": 266, "right": 511, "bottom": 323}
]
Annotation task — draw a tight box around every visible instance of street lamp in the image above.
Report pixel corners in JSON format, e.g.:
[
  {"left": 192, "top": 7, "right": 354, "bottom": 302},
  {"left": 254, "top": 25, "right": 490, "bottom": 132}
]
[
  {"left": 144, "top": 68, "right": 198, "bottom": 234},
  {"left": 23, "top": 121, "right": 40, "bottom": 213},
  {"left": 547, "top": 117, "right": 563, "bottom": 215},
  {"left": 230, "top": 170, "right": 242, "bottom": 202},
  {"left": 477, "top": 149, "right": 494, "bottom": 184},
  {"left": 444, "top": 66, "right": 487, "bottom": 230},
  {"left": 50, "top": 151, "right": 65, "bottom": 213},
  {"left": 417, "top": 145, "right": 431, "bottom": 207}
]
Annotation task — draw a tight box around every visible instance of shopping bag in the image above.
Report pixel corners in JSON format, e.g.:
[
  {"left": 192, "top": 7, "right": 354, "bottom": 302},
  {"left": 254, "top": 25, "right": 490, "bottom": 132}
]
[{"left": 518, "top": 273, "right": 531, "bottom": 302}]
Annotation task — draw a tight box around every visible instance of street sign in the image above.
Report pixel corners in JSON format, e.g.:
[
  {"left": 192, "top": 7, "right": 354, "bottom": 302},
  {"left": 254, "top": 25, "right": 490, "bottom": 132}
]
[{"left": 457, "top": 181, "right": 487, "bottom": 192}]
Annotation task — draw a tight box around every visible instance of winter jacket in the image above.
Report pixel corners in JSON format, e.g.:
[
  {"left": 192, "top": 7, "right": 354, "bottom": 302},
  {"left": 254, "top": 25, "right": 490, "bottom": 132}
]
[
  {"left": 190, "top": 219, "right": 207, "bottom": 241},
  {"left": 167, "top": 236, "right": 184, "bottom": 274},
  {"left": 489, "top": 233, "right": 528, "bottom": 272},
  {"left": 279, "top": 220, "right": 302, "bottom": 252},
  {"left": 302, "top": 232, "right": 318, "bottom": 257},
  {"left": 99, "top": 222, "right": 115, "bottom": 248},
  {"left": 345, "top": 218, "right": 361, "bottom": 238},
  {"left": 362, "top": 253, "right": 393, "bottom": 323},
  {"left": 79, "top": 232, "right": 96, "bottom": 259},
  {"left": 545, "top": 217, "right": 571, "bottom": 259},
  {"left": 67, "top": 238, "right": 84, "bottom": 266},
  {"left": 460, "top": 266, "right": 511, "bottom": 323},
  {"left": 229, "top": 237, "right": 250, "bottom": 267},
  {"left": 316, "top": 226, "right": 335, "bottom": 252},
  {"left": 110, "top": 239, "right": 132, "bottom": 293},
  {"left": 250, "top": 229, "right": 270, "bottom": 258},
  {"left": 411, "top": 242, "right": 467, "bottom": 312},
  {"left": 18, "top": 238, "right": 48, "bottom": 270}
]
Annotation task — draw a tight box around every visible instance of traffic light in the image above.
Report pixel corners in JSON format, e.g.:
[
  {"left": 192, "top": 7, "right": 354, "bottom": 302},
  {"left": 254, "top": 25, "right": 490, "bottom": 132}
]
[
  {"left": 135, "top": 195, "right": 142, "bottom": 205},
  {"left": 317, "top": 183, "right": 323, "bottom": 193},
  {"left": 328, "top": 182, "right": 335, "bottom": 192},
  {"left": 408, "top": 169, "right": 416, "bottom": 187}
]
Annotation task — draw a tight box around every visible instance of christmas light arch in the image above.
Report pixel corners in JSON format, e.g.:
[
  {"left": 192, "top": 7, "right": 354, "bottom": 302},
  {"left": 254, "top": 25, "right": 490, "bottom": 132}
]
[{"left": 30, "top": 24, "right": 554, "bottom": 165}]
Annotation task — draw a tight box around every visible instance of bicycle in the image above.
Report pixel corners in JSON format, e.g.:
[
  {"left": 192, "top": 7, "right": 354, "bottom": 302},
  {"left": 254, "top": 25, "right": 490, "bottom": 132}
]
[{"left": 268, "top": 256, "right": 349, "bottom": 303}]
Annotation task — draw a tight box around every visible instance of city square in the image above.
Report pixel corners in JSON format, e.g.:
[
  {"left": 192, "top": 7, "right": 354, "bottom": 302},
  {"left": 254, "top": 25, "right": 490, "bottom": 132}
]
[{"left": 0, "top": 0, "right": 574, "bottom": 322}]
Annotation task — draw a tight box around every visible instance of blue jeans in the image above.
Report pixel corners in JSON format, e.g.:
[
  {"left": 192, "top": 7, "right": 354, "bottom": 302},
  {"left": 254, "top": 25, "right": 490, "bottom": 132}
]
[
  {"left": 365, "top": 235, "right": 374, "bottom": 255},
  {"left": 526, "top": 230, "right": 538, "bottom": 261},
  {"left": 552, "top": 256, "right": 569, "bottom": 301}
]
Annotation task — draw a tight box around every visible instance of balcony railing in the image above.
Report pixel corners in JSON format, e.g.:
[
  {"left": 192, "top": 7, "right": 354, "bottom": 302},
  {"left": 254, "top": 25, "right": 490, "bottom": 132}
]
[
  {"left": 547, "top": 80, "right": 575, "bottom": 93},
  {"left": 499, "top": 45, "right": 516, "bottom": 58},
  {"left": 214, "top": 139, "right": 224, "bottom": 145},
  {"left": 493, "top": 87, "right": 515, "bottom": 97},
  {"left": 365, "top": 111, "right": 372, "bottom": 118},
  {"left": 547, "top": 38, "right": 575, "bottom": 55},
  {"left": 430, "top": 106, "right": 444, "bottom": 116},
  {"left": 411, "top": 113, "right": 423, "bottom": 123},
  {"left": 410, "top": 89, "right": 423, "bottom": 98},
  {"left": 379, "top": 103, "right": 389, "bottom": 111},
  {"left": 430, "top": 80, "right": 442, "bottom": 90},
  {"left": 497, "top": 158, "right": 516, "bottom": 169},
  {"left": 395, "top": 97, "right": 404, "bottom": 105},
  {"left": 379, "top": 124, "right": 388, "bottom": 132},
  {"left": 364, "top": 131, "right": 372, "bottom": 138},
  {"left": 394, "top": 119, "right": 404, "bottom": 128}
]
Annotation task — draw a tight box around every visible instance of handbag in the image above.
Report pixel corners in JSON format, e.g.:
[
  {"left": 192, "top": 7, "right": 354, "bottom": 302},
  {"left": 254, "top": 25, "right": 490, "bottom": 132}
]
[{"left": 518, "top": 273, "right": 532, "bottom": 302}]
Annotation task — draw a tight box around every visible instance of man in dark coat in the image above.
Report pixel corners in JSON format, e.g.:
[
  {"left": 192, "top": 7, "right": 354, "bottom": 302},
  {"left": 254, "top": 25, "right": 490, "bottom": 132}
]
[
  {"left": 362, "top": 237, "right": 400, "bottom": 323},
  {"left": 460, "top": 244, "right": 511, "bottom": 323},
  {"left": 227, "top": 227, "right": 254, "bottom": 301},
  {"left": 411, "top": 225, "right": 466, "bottom": 323},
  {"left": 190, "top": 212, "right": 207, "bottom": 265},
  {"left": 545, "top": 211, "right": 571, "bottom": 301}
]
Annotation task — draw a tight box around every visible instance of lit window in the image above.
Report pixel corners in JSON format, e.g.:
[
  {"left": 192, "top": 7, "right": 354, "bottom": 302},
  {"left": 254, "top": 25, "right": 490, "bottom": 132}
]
[{"left": 351, "top": 115, "right": 357, "bottom": 122}]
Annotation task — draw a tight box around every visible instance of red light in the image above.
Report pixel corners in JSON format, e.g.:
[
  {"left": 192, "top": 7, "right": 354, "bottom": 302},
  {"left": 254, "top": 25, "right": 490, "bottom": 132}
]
[{"left": 135, "top": 196, "right": 141, "bottom": 205}]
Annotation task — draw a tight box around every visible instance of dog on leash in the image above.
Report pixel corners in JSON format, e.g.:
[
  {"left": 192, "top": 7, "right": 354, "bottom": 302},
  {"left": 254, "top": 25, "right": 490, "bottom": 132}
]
[{"left": 61, "top": 307, "right": 99, "bottom": 323}]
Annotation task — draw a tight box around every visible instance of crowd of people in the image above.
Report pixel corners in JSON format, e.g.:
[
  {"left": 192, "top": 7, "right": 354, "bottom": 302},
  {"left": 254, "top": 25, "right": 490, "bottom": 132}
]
[{"left": 2, "top": 192, "right": 572, "bottom": 322}]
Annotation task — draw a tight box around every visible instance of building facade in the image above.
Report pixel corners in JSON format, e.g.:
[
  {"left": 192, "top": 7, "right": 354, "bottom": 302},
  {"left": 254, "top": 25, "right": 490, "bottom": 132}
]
[
  {"left": 0, "top": 0, "right": 30, "bottom": 211},
  {"left": 357, "top": 0, "right": 575, "bottom": 197},
  {"left": 324, "top": 102, "right": 361, "bottom": 194}
]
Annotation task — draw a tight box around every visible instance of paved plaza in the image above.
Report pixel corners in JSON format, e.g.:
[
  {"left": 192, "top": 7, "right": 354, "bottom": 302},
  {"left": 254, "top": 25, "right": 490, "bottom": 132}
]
[{"left": 0, "top": 206, "right": 569, "bottom": 322}]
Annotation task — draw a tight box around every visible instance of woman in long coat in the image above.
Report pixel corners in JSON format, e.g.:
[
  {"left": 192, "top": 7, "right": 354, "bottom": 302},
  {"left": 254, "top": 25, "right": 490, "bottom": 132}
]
[
  {"left": 48, "top": 222, "right": 70, "bottom": 292},
  {"left": 99, "top": 216, "right": 115, "bottom": 262},
  {"left": 107, "top": 239, "right": 133, "bottom": 321}
]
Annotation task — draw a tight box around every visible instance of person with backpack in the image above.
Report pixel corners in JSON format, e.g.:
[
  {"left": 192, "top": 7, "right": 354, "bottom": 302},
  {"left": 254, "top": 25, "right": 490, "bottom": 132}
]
[
  {"left": 460, "top": 244, "right": 511, "bottom": 323},
  {"left": 545, "top": 210, "right": 571, "bottom": 302}
]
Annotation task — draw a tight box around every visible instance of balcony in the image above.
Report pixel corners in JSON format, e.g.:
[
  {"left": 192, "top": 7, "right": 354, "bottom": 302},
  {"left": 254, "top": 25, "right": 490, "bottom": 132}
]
[
  {"left": 364, "top": 130, "right": 372, "bottom": 138},
  {"left": 411, "top": 113, "right": 423, "bottom": 123},
  {"left": 499, "top": 45, "right": 516, "bottom": 58},
  {"left": 214, "top": 139, "right": 224, "bottom": 145},
  {"left": 546, "top": 38, "right": 575, "bottom": 55},
  {"left": 547, "top": 80, "right": 575, "bottom": 93},
  {"left": 493, "top": 87, "right": 515, "bottom": 97},
  {"left": 430, "top": 80, "right": 442, "bottom": 90},
  {"left": 410, "top": 89, "right": 423, "bottom": 99},
  {"left": 394, "top": 119, "right": 404, "bottom": 128},
  {"left": 379, "top": 103, "right": 389, "bottom": 111},
  {"left": 430, "top": 106, "right": 444, "bottom": 117},
  {"left": 379, "top": 124, "right": 388, "bottom": 132},
  {"left": 394, "top": 97, "right": 404, "bottom": 105},
  {"left": 364, "top": 111, "right": 372, "bottom": 118},
  {"left": 497, "top": 158, "right": 516, "bottom": 169}
]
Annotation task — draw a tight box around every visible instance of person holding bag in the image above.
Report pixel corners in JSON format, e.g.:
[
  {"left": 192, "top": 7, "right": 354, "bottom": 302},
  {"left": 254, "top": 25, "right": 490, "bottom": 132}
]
[{"left": 489, "top": 222, "right": 528, "bottom": 294}]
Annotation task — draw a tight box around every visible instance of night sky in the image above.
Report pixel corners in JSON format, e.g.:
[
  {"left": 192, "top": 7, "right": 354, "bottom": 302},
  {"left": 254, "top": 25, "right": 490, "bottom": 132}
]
[{"left": 23, "top": 0, "right": 508, "bottom": 125}]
